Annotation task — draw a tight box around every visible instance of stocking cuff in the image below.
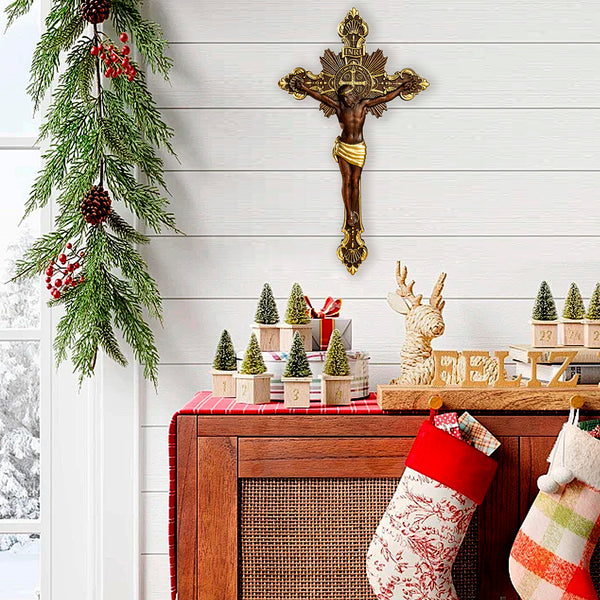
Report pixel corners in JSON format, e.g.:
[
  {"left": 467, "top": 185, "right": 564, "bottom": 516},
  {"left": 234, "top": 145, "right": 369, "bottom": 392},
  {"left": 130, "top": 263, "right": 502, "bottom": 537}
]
[
  {"left": 553, "top": 423, "right": 600, "bottom": 491},
  {"left": 405, "top": 419, "right": 497, "bottom": 504}
]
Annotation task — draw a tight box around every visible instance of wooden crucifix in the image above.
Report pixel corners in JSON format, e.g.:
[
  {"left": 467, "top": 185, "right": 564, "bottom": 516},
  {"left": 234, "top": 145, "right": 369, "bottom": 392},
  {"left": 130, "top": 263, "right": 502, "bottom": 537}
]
[{"left": 279, "top": 8, "right": 429, "bottom": 274}]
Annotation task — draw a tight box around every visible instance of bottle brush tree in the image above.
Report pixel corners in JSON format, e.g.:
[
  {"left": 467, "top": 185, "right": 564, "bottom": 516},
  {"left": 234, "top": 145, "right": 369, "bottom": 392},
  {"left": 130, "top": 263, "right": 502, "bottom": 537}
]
[
  {"left": 212, "top": 330, "right": 237, "bottom": 371},
  {"left": 563, "top": 282, "right": 585, "bottom": 320},
  {"left": 283, "top": 332, "right": 312, "bottom": 378},
  {"left": 285, "top": 282, "right": 310, "bottom": 325},
  {"left": 532, "top": 281, "right": 558, "bottom": 321},
  {"left": 587, "top": 283, "right": 600, "bottom": 320},
  {"left": 254, "top": 283, "right": 279, "bottom": 324},
  {"left": 240, "top": 333, "right": 267, "bottom": 375},
  {"left": 323, "top": 329, "right": 350, "bottom": 376}
]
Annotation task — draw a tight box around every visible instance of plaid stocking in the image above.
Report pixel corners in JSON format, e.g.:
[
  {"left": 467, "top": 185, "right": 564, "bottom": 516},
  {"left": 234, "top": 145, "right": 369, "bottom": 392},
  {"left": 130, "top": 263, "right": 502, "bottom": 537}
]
[
  {"left": 366, "top": 419, "right": 497, "bottom": 600},
  {"left": 509, "top": 423, "right": 600, "bottom": 600}
]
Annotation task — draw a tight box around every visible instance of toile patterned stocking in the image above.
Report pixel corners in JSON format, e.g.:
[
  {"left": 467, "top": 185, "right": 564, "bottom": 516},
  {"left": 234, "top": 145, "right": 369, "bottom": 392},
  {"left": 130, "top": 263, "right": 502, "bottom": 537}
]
[{"left": 366, "top": 419, "right": 497, "bottom": 600}]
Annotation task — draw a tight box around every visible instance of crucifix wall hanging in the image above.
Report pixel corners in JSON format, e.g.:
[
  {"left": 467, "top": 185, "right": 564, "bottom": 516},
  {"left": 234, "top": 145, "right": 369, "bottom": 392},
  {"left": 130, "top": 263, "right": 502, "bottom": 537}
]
[{"left": 279, "top": 8, "right": 429, "bottom": 274}]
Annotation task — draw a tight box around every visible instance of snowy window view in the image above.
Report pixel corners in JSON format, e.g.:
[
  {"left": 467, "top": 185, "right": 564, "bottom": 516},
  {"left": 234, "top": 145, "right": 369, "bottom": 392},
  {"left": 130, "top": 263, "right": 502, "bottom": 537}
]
[
  {"left": 0, "top": 536, "right": 40, "bottom": 600},
  {"left": 0, "top": 4, "right": 43, "bottom": 600}
]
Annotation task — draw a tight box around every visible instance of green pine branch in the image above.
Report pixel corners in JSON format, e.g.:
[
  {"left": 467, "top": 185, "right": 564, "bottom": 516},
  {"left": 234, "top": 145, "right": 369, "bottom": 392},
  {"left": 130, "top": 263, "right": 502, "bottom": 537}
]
[
  {"left": 4, "top": 0, "right": 34, "bottom": 29},
  {"left": 110, "top": 0, "right": 172, "bottom": 78},
  {"left": 28, "top": 1, "right": 85, "bottom": 112},
  {"left": 7, "top": 0, "right": 180, "bottom": 386}
]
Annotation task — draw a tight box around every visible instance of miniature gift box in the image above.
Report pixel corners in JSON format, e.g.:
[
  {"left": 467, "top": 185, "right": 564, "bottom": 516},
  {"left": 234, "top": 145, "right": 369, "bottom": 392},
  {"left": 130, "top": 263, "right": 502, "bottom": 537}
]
[
  {"left": 254, "top": 350, "right": 370, "bottom": 402},
  {"left": 310, "top": 318, "right": 352, "bottom": 351},
  {"left": 584, "top": 320, "right": 600, "bottom": 348},
  {"left": 281, "top": 376, "right": 312, "bottom": 408},
  {"left": 279, "top": 324, "right": 312, "bottom": 353},
  {"left": 252, "top": 324, "right": 280, "bottom": 352},
  {"left": 211, "top": 369, "right": 236, "bottom": 397},
  {"left": 234, "top": 373, "right": 273, "bottom": 405},
  {"left": 559, "top": 319, "right": 584, "bottom": 346},
  {"left": 530, "top": 320, "right": 558, "bottom": 348},
  {"left": 305, "top": 296, "right": 352, "bottom": 350},
  {"left": 320, "top": 374, "right": 352, "bottom": 406}
]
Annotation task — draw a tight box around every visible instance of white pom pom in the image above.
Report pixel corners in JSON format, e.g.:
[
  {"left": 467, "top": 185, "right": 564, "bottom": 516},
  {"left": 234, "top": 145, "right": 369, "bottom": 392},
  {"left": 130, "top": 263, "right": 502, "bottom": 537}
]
[
  {"left": 552, "top": 466, "right": 574, "bottom": 485},
  {"left": 538, "top": 474, "right": 559, "bottom": 494}
]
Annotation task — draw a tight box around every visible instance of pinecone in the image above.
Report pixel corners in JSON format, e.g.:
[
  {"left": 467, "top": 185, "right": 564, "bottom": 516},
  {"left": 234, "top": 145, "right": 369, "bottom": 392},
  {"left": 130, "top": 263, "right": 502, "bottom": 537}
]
[
  {"left": 81, "top": 0, "right": 111, "bottom": 24},
  {"left": 80, "top": 185, "right": 112, "bottom": 226}
]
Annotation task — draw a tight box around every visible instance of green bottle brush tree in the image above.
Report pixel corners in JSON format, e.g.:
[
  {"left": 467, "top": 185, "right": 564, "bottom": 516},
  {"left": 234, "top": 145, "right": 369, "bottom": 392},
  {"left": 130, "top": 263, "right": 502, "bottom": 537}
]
[
  {"left": 587, "top": 284, "right": 600, "bottom": 320},
  {"left": 212, "top": 330, "right": 237, "bottom": 371},
  {"left": 584, "top": 283, "right": 600, "bottom": 348},
  {"left": 321, "top": 328, "right": 352, "bottom": 406},
  {"left": 323, "top": 329, "right": 350, "bottom": 376},
  {"left": 240, "top": 333, "right": 267, "bottom": 375},
  {"left": 255, "top": 283, "right": 279, "bottom": 324},
  {"left": 283, "top": 332, "right": 312, "bottom": 378},
  {"left": 285, "top": 282, "right": 310, "bottom": 325},
  {"left": 563, "top": 283, "right": 585, "bottom": 320},
  {"left": 532, "top": 281, "right": 558, "bottom": 321}
]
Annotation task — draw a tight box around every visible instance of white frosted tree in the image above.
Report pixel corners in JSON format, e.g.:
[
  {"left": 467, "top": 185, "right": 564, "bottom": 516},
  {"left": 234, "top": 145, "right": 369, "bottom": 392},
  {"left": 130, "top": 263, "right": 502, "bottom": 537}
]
[{"left": 0, "top": 231, "right": 40, "bottom": 550}]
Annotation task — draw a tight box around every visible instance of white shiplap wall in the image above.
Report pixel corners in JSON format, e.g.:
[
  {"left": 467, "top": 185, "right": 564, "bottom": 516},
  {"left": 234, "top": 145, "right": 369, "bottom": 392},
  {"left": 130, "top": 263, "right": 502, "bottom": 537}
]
[{"left": 139, "top": 2, "right": 600, "bottom": 597}]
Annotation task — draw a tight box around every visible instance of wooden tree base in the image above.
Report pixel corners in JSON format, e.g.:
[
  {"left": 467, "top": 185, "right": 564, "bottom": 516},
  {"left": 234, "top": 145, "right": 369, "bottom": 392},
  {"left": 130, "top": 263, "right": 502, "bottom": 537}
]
[
  {"left": 211, "top": 370, "right": 236, "bottom": 398},
  {"left": 377, "top": 384, "right": 600, "bottom": 411},
  {"left": 584, "top": 321, "right": 600, "bottom": 348},
  {"left": 252, "top": 324, "right": 280, "bottom": 352},
  {"left": 531, "top": 321, "right": 558, "bottom": 348},
  {"left": 282, "top": 377, "right": 312, "bottom": 408},
  {"left": 559, "top": 320, "right": 584, "bottom": 346},
  {"left": 235, "top": 373, "right": 273, "bottom": 405},
  {"left": 321, "top": 374, "right": 352, "bottom": 406}
]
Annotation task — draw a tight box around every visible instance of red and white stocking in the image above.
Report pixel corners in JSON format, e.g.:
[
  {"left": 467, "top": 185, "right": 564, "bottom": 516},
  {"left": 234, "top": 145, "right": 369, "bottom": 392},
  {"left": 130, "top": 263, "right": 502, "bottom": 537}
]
[{"left": 366, "top": 419, "right": 497, "bottom": 600}]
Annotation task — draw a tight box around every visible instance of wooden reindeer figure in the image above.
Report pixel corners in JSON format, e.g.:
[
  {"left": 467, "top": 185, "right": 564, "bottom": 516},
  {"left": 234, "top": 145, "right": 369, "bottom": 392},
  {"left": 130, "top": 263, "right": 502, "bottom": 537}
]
[
  {"left": 388, "top": 261, "right": 498, "bottom": 385},
  {"left": 387, "top": 262, "right": 447, "bottom": 385}
]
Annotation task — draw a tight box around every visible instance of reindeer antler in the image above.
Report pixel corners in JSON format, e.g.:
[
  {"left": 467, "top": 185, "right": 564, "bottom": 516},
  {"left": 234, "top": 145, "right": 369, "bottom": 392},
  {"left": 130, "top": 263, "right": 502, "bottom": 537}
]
[
  {"left": 430, "top": 272, "right": 447, "bottom": 311},
  {"left": 395, "top": 261, "right": 423, "bottom": 307}
]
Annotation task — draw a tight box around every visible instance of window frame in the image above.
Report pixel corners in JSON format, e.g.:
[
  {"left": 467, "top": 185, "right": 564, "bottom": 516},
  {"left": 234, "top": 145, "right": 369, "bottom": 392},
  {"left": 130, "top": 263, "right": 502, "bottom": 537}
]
[{"left": 0, "top": 135, "right": 48, "bottom": 598}]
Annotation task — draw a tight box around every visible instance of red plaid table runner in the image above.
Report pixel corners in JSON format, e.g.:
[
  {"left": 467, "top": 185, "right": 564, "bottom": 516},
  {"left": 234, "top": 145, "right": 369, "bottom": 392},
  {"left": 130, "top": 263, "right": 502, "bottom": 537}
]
[{"left": 168, "top": 391, "right": 380, "bottom": 599}]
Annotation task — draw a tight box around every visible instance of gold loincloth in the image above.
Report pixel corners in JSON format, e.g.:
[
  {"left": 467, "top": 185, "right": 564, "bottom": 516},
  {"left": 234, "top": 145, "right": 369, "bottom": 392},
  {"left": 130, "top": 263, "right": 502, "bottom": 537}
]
[{"left": 332, "top": 137, "right": 367, "bottom": 168}]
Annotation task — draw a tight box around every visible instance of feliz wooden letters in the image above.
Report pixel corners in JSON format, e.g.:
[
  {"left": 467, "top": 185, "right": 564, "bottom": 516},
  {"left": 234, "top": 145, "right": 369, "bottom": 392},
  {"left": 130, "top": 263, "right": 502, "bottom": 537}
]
[{"left": 279, "top": 8, "right": 429, "bottom": 274}]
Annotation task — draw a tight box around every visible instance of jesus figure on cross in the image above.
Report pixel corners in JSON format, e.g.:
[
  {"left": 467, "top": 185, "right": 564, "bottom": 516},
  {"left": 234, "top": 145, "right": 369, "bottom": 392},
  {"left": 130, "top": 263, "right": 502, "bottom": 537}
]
[{"left": 291, "top": 76, "right": 421, "bottom": 226}]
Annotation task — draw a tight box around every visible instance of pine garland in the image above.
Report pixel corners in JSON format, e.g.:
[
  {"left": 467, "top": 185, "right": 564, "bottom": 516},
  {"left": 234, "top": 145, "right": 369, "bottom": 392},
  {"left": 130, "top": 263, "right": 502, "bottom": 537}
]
[{"left": 6, "top": 0, "right": 178, "bottom": 386}]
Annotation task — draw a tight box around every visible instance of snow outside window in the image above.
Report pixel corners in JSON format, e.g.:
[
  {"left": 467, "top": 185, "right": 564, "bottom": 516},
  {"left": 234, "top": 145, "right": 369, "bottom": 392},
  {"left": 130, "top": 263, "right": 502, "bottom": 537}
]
[{"left": 0, "top": 4, "right": 43, "bottom": 600}]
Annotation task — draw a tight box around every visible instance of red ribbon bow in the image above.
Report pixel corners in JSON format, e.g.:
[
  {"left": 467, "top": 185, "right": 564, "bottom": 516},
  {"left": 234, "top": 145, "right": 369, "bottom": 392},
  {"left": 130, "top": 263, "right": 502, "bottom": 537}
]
[{"left": 304, "top": 296, "right": 342, "bottom": 319}]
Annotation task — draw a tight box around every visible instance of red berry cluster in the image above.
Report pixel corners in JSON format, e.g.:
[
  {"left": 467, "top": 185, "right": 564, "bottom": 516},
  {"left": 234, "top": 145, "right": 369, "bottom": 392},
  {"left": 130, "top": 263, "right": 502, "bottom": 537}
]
[
  {"left": 90, "top": 33, "right": 136, "bottom": 82},
  {"left": 45, "top": 243, "right": 86, "bottom": 300}
]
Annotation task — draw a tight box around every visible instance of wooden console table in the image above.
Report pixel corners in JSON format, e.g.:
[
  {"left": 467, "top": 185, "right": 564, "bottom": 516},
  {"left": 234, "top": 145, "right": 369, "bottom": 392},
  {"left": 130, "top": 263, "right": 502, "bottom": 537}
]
[{"left": 169, "top": 392, "right": 600, "bottom": 600}]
